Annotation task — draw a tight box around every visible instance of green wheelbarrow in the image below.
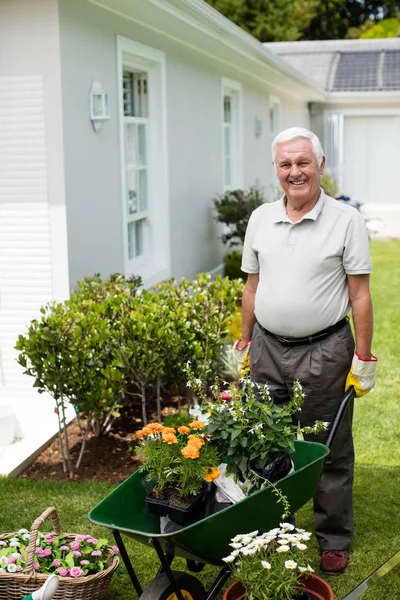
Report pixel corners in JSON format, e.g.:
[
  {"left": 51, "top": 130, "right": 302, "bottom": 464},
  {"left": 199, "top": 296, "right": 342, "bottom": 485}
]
[{"left": 89, "top": 389, "right": 355, "bottom": 600}]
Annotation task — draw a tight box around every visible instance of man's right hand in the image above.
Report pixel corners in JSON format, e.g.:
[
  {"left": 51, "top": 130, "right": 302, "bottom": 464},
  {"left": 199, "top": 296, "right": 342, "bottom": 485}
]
[{"left": 233, "top": 339, "right": 251, "bottom": 368}]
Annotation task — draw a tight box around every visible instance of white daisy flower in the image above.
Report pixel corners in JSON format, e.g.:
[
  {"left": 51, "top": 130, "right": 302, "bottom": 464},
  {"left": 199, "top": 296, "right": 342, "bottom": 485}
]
[
  {"left": 7, "top": 563, "right": 17, "bottom": 573},
  {"left": 230, "top": 542, "right": 242, "bottom": 549},
  {"left": 261, "top": 561, "right": 271, "bottom": 569},
  {"left": 9, "top": 541, "right": 19, "bottom": 547},
  {"left": 222, "top": 555, "right": 235, "bottom": 563},
  {"left": 294, "top": 543, "right": 307, "bottom": 551},
  {"left": 298, "top": 566, "right": 308, "bottom": 573},
  {"left": 285, "top": 560, "right": 297, "bottom": 570},
  {"left": 0, "top": 541, "right": 7, "bottom": 547},
  {"left": 11, "top": 553, "right": 21, "bottom": 559},
  {"left": 280, "top": 523, "right": 295, "bottom": 531},
  {"left": 276, "top": 545, "right": 290, "bottom": 553},
  {"left": 18, "top": 529, "right": 29, "bottom": 535},
  {"left": 306, "top": 565, "right": 314, "bottom": 572}
]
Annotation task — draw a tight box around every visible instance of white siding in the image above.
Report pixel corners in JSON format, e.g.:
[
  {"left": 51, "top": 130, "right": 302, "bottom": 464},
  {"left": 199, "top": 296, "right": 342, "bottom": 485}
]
[{"left": 0, "top": 76, "right": 53, "bottom": 396}]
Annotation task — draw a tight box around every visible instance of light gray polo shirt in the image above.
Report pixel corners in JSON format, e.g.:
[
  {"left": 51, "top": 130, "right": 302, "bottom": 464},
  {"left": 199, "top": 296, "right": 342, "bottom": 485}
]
[{"left": 241, "top": 189, "right": 372, "bottom": 337}]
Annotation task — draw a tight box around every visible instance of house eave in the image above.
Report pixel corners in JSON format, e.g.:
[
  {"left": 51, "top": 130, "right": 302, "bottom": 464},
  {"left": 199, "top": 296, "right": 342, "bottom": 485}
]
[
  {"left": 324, "top": 91, "right": 400, "bottom": 105},
  {"left": 85, "top": 0, "right": 325, "bottom": 101}
]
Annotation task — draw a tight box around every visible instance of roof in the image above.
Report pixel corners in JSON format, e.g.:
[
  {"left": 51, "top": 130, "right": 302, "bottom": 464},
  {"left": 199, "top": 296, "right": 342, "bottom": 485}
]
[
  {"left": 86, "top": 0, "right": 325, "bottom": 101},
  {"left": 264, "top": 38, "right": 400, "bottom": 92}
]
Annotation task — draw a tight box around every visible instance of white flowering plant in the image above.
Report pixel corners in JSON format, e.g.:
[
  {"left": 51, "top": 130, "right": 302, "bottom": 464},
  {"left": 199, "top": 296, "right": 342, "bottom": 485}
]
[
  {"left": 223, "top": 524, "right": 315, "bottom": 600},
  {"left": 185, "top": 364, "right": 328, "bottom": 497},
  {"left": 0, "top": 530, "right": 119, "bottom": 578}
]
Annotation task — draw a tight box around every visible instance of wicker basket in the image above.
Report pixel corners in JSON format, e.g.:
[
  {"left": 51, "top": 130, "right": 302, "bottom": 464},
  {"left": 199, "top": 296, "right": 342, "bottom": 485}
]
[{"left": 0, "top": 506, "right": 119, "bottom": 600}]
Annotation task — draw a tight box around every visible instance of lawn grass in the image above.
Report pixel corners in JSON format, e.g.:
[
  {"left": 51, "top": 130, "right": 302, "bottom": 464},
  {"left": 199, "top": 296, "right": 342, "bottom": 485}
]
[{"left": 1, "top": 240, "right": 399, "bottom": 599}]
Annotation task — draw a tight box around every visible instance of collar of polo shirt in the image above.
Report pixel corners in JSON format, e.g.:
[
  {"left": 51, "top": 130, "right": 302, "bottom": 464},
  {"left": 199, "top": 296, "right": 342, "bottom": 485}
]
[{"left": 274, "top": 188, "right": 326, "bottom": 224}]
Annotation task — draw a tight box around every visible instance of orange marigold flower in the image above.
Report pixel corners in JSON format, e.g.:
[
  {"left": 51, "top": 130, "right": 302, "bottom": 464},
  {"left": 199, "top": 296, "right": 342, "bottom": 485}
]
[
  {"left": 188, "top": 420, "right": 206, "bottom": 430},
  {"left": 178, "top": 426, "right": 190, "bottom": 435},
  {"left": 146, "top": 423, "right": 164, "bottom": 433},
  {"left": 136, "top": 429, "right": 146, "bottom": 438},
  {"left": 204, "top": 467, "right": 221, "bottom": 482},
  {"left": 160, "top": 426, "right": 177, "bottom": 435},
  {"left": 187, "top": 435, "right": 205, "bottom": 448},
  {"left": 181, "top": 445, "right": 200, "bottom": 459},
  {"left": 162, "top": 433, "right": 179, "bottom": 445}
]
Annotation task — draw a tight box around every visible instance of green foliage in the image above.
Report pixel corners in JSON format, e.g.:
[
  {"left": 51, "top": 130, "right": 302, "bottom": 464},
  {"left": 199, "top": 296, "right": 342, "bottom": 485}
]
[
  {"left": 205, "top": 0, "right": 317, "bottom": 42},
  {"left": 153, "top": 274, "right": 243, "bottom": 385},
  {"left": 320, "top": 171, "right": 339, "bottom": 198},
  {"left": 213, "top": 187, "right": 264, "bottom": 247},
  {"left": 223, "top": 250, "right": 246, "bottom": 280},
  {"left": 359, "top": 16, "right": 400, "bottom": 37},
  {"left": 303, "top": 1, "right": 400, "bottom": 40},
  {"left": 163, "top": 411, "right": 192, "bottom": 428},
  {"left": 15, "top": 297, "right": 125, "bottom": 477},
  {"left": 187, "top": 368, "right": 326, "bottom": 495}
]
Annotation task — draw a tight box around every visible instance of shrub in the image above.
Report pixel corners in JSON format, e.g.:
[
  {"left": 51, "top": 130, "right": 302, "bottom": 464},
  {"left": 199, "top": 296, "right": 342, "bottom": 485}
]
[{"left": 213, "top": 187, "right": 265, "bottom": 247}]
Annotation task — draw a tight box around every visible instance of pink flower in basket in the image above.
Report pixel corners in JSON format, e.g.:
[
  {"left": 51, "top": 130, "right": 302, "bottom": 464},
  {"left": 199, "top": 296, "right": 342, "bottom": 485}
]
[
  {"left": 53, "top": 559, "right": 61, "bottom": 568},
  {"left": 70, "top": 541, "right": 80, "bottom": 550},
  {"left": 33, "top": 562, "right": 40, "bottom": 570},
  {"left": 70, "top": 567, "right": 84, "bottom": 578},
  {"left": 73, "top": 551, "right": 82, "bottom": 557},
  {"left": 58, "top": 567, "right": 69, "bottom": 577},
  {"left": 91, "top": 550, "right": 102, "bottom": 556}
]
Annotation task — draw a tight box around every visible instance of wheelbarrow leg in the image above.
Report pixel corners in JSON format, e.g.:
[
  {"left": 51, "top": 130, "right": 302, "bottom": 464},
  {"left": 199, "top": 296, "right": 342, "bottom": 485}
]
[
  {"left": 151, "top": 538, "right": 186, "bottom": 600},
  {"left": 205, "top": 566, "right": 232, "bottom": 600},
  {"left": 112, "top": 529, "right": 143, "bottom": 597}
]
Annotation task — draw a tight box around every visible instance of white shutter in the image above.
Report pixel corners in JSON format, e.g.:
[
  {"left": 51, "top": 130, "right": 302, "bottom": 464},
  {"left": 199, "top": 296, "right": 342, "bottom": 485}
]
[{"left": 0, "top": 76, "right": 52, "bottom": 396}]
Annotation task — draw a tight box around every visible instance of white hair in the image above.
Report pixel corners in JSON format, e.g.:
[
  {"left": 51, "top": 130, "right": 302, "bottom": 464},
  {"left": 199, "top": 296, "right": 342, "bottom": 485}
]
[{"left": 272, "top": 127, "right": 324, "bottom": 167}]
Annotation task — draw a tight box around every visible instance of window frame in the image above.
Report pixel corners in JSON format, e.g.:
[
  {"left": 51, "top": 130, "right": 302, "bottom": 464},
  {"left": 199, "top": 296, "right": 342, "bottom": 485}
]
[
  {"left": 221, "top": 78, "right": 243, "bottom": 191},
  {"left": 117, "top": 36, "right": 170, "bottom": 286}
]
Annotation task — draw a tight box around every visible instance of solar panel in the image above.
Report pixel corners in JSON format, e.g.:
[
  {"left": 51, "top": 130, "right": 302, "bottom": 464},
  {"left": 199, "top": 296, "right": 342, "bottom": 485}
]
[
  {"left": 332, "top": 52, "right": 380, "bottom": 91},
  {"left": 382, "top": 50, "right": 400, "bottom": 90}
]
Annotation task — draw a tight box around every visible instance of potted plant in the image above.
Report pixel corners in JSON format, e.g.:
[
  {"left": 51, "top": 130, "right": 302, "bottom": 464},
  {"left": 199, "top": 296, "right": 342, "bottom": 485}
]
[
  {"left": 135, "top": 421, "right": 221, "bottom": 525},
  {"left": 222, "top": 524, "right": 334, "bottom": 600},
  {"left": 186, "top": 365, "right": 328, "bottom": 501}
]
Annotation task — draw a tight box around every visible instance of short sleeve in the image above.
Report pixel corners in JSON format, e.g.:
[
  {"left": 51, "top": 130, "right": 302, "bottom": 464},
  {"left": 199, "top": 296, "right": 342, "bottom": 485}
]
[
  {"left": 241, "top": 211, "right": 260, "bottom": 274},
  {"left": 343, "top": 211, "right": 372, "bottom": 274}
]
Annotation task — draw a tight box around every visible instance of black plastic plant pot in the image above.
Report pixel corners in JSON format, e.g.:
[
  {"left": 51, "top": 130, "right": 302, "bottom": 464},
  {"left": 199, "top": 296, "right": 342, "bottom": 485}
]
[
  {"left": 167, "top": 486, "right": 207, "bottom": 526},
  {"left": 144, "top": 494, "right": 169, "bottom": 517}
]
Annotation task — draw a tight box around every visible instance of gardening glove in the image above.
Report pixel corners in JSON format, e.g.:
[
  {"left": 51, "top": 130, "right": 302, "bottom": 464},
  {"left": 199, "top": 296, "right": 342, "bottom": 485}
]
[
  {"left": 345, "top": 353, "right": 378, "bottom": 397},
  {"left": 233, "top": 339, "right": 251, "bottom": 378}
]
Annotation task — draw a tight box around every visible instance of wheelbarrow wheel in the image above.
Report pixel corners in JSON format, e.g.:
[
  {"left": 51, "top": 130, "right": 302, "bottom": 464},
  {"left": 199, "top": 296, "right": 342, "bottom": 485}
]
[{"left": 140, "top": 570, "right": 206, "bottom": 600}]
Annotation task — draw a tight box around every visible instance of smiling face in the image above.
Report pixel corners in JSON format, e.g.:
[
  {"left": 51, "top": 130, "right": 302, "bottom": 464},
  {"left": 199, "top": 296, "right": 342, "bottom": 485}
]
[{"left": 275, "top": 137, "right": 325, "bottom": 208}]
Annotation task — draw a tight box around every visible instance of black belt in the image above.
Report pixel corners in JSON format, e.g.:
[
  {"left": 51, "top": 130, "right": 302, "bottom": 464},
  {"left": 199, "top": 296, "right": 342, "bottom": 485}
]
[{"left": 258, "top": 317, "right": 348, "bottom": 347}]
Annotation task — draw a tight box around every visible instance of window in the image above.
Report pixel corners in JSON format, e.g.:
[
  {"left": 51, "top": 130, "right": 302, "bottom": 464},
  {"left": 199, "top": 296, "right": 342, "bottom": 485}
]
[
  {"left": 123, "top": 70, "right": 149, "bottom": 260},
  {"left": 222, "top": 79, "right": 243, "bottom": 191},
  {"left": 117, "top": 37, "right": 170, "bottom": 286},
  {"left": 269, "top": 95, "right": 281, "bottom": 200}
]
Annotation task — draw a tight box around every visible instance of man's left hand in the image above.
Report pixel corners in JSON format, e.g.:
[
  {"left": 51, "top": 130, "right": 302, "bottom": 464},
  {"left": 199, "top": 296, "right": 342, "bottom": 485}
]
[{"left": 345, "top": 353, "right": 378, "bottom": 397}]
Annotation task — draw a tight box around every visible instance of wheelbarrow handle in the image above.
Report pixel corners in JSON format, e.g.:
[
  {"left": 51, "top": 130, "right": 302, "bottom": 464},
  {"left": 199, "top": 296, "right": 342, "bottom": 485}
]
[{"left": 325, "top": 386, "right": 356, "bottom": 449}]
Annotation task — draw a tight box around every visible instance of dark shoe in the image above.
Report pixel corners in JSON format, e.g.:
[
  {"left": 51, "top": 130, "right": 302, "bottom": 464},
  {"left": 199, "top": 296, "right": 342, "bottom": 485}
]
[{"left": 320, "top": 550, "right": 349, "bottom": 575}]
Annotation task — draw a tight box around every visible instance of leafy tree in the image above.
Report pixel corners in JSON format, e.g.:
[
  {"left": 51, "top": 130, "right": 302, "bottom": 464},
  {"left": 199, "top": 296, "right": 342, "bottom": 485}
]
[
  {"left": 302, "top": 1, "right": 400, "bottom": 40},
  {"left": 354, "top": 16, "right": 400, "bottom": 37},
  {"left": 205, "top": 0, "right": 317, "bottom": 42}
]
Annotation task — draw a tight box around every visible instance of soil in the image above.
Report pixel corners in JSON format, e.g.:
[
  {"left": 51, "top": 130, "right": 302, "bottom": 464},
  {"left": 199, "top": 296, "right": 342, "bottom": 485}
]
[{"left": 19, "top": 397, "right": 183, "bottom": 484}]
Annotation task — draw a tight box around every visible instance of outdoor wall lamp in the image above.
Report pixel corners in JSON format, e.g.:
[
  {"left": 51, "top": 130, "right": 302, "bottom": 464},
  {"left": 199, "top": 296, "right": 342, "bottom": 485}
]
[{"left": 89, "top": 80, "right": 110, "bottom": 132}]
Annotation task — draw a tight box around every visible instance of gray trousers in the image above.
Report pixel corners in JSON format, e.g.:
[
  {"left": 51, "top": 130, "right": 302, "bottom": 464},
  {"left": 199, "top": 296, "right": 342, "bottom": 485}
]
[{"left": 250, "top": 320, "right": 355, "bottom": 550}]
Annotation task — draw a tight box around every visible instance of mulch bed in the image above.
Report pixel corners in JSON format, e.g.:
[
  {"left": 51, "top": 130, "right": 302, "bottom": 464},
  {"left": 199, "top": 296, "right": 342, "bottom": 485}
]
[{"left": 19, "top": 398, "right": 183, "bottom": 484}]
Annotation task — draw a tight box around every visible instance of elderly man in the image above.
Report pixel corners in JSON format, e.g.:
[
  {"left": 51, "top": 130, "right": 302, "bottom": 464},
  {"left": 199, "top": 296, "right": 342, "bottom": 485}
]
[{"left": 235, "top": 127, "right": 377, "bottom": 574}]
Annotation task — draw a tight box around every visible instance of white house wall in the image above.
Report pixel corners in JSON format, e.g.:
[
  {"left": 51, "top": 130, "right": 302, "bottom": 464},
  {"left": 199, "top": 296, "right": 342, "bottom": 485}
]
[
  {"left": 0, "top": 0, "right": 70, "bottom": 474},
  {"left": 59, "top": 0, "right": 310, "bottom": 283}
]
